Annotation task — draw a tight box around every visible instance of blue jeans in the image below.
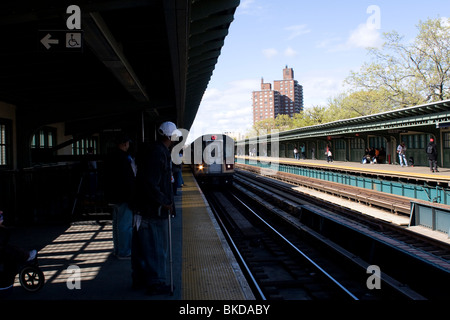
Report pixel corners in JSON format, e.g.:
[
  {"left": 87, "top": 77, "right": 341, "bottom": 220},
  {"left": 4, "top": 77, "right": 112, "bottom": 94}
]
[
  {"left": 131, "top": 217, "right": 168, "bottom": 287},
  {"left": 398, "top": 153, "right": 408, "bottom": 167},
  {"left": 112, "top": 203, "right": 133, "bottom": 257}
]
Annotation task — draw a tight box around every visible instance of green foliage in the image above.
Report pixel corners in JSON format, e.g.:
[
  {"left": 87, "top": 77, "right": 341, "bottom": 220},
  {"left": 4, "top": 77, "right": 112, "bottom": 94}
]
[
  {"left": 346, "top": 17, "right": 450, "bottom": 107},
  {"left": 249, "top": 18, "right": 450, "bottom": 137}
]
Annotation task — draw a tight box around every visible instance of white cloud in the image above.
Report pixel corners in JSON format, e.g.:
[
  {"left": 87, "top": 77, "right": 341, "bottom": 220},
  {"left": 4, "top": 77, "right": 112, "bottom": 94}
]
[
  {"left": 236, "top": 0, "right": 266, "bottom": 16},
  {"left": 239, "top": 0, "right": 255, "bottom": 10},
  {"left": 316, "top": 23, "right": 382, "bottom": 52},
  {"left": 188, "top": 79, "right": 259, "bottom": 142},
  {"left": 263, "top": 47, "right": 298, "bottom": 58},
  {"left": 285, "top": 24, "right": 311, "bottom": 40},
  {"left": 346, "top": 23, "right": 383, "bottom": 49},
  {"left": 284, "top": 46, "right": 298, "bottom": 57},
  {"left": 300, "top": 72, "right": 348, "bottom": 107},
  {"left": 262, "top": 48, "right": 278, "bottom": 58},
  {"left": 316, "top": 36, "right": 343, "bottom": 49}
]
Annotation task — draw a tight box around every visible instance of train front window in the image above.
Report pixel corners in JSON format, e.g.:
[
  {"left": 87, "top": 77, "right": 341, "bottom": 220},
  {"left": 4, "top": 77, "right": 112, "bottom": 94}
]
[{"left": 203, "top": 140, "right": 223, "bottom": 164}]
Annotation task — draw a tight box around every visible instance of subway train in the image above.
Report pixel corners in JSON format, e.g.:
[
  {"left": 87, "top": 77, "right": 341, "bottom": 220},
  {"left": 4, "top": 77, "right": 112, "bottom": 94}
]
[{"left": 189, "top": 134, "right": 235, "bottom": 184}]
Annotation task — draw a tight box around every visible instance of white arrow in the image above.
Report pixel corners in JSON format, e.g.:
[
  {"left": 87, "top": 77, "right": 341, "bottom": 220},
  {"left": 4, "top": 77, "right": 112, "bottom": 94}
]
[{"left": 40, "top": 33, "right": 59, "bottom": 50}]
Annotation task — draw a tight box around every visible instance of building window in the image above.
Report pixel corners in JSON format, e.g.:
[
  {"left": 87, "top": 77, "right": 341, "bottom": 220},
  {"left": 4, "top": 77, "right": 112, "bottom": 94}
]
[
  {"left": 31, "top": 127, "right": 56, "bottom": 149},
  {"left": 335, "top": 139, "right": 346, "bottom": 150},
  {"left": 444, "top": 133, "right": 450, "bottom": 149},
  {"left": 73, "top": 137, "right": 98, "bottom": 155},
  {"left": 368, "top": 136, "right": 386, "bottom": 149},
  {"left": 401, "top": 134, "right": 430, "bottom": 149},
  {"left": 350, "top": 138, "right": 365, "bottom": 149},
  {"left": 0, "top": 120, "right": 11, "bottom": 167}
]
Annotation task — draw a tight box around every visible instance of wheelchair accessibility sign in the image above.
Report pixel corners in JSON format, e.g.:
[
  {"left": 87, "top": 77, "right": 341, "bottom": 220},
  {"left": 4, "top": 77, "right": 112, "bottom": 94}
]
[
  {"left": 38, "top": 30, "right": 83, "bottom": 53},
  {"left": 66, "top": 33, "right": 82, "bottom": 49}
]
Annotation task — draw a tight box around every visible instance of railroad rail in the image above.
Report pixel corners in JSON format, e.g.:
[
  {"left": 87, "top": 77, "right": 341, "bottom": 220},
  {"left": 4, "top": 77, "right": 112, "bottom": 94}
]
[
  {"left": 205, "top": 189, "right": 365, "bottom": 300},
  {"left": 236, "top": 163, "right": 411, "bottom": 215},
  {"left": 230, "top": 167, "right": 450, "bottom": 299},
  {"left": 235, "top": 165, "right": 450, "bottom": 259}
]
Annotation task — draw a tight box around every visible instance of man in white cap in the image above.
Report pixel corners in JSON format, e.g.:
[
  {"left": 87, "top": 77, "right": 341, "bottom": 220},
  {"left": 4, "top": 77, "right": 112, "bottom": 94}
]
[{"left": 132, "top": 121, "right": 179, "bottom": 295}]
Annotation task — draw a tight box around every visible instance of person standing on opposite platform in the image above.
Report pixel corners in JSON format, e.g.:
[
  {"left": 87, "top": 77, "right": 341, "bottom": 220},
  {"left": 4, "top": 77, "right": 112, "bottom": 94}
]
[
  {"left": 397, "top": 141, "right": 408, "bottom": 167},
  {"left": 300, "top": 144, "right": 306, "bottom": 160},
  {"left": 104, "top": 133, "right": 136, "bottom": 259},
  {"left": 132, "top": 121, "right": 180, "bottom": 295},
  {"left": 293, "top": 147, "right": 299, "bottom": 160},
  {"left": 426, "top": 138, "right": 439, "bottom": 173}
]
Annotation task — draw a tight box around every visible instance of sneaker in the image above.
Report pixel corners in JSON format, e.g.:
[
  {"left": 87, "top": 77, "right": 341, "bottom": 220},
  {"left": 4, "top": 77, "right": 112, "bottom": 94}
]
[{"left": 27, "top": 249, "right": 37, "bottom": 261}]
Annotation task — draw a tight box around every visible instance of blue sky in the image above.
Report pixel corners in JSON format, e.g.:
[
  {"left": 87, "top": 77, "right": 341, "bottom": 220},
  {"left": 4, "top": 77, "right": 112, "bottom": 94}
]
[{"left": 187, "top": 0, "right": 449, "bottom": 142}]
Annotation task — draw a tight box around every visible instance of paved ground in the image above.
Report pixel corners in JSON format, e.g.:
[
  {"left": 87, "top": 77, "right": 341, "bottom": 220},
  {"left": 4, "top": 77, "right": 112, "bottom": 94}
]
[{"left": 2, "top": 197, "right": 182, "bottom": 300}]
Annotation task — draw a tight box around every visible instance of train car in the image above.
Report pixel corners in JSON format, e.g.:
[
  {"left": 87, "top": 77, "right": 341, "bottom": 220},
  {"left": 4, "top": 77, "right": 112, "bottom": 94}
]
[{"left": 190, "top": 134, "right": 234, "bottom": 184}]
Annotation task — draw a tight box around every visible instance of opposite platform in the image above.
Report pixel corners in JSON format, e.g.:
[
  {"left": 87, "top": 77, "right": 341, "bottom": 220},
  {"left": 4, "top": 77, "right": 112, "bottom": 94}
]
[{"left": 237, "top": 156, "right": 450, "bottom": 185}]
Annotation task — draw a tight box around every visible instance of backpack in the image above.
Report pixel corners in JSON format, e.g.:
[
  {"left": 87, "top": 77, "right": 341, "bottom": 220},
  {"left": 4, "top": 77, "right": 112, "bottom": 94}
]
[{"left": 427, "top": 144, "right": 434, "bottom": 154}]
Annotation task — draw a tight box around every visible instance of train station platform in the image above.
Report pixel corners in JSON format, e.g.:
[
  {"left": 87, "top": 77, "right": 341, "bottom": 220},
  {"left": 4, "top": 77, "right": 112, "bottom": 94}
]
[
  {"left": 2, "top": 168, "right": 254, "bottom": 300},
  {"left": 237, "top": 156, "right": 450, "bottom": 184}
]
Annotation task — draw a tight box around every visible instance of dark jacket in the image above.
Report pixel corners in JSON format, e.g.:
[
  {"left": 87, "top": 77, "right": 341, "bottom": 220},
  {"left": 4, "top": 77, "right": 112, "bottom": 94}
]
[
  {"left": 0, "top": 225, "right": 10, "bottom": 253},
  {"left": 104, "top": 148, "right": 136, "bottom": 204},
  {"left": 135, "top": 141, "right": 173, "bottom": 218},
  {"left": 426, "top": 142, "right": 438, "bottom": 161}
]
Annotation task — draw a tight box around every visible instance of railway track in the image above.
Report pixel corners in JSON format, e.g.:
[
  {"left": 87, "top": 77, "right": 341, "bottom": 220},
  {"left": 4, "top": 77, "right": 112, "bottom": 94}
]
[
  {"left": 228, "top": 167, "right": 450, "bottom": 300},
  {"left": 236, "top": 163, "right": 412, "bottom": 215},
  {"left": 235, "top": 164, "right": 450, "bottom": 262},
  {"left": 206, "top": 189, "right": 366, "bottom": 300},
  {"left": 202, "top": 182, "right": 444, "bottom": 300}
]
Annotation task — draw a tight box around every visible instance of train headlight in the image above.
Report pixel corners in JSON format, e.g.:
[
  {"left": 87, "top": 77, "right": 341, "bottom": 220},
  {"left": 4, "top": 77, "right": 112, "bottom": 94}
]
[{"left": 198, "top": 164, "right": 204, "bottom": 170}]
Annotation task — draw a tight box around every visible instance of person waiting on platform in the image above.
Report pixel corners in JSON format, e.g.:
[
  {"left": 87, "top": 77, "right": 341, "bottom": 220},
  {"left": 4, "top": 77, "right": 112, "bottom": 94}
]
[
  {"left": 397, "top": 141, "right": 408, "bottom": 167},
  {"left": 362, "top": 148, "right": 370, "bottom": 164},
  {"left": 426, "top": 138, "right": 439, "bottom": 173},
  {"left": 326, "top": 145, "right": 333, "bottom": 163},
  {"left": 293, "top": 147, "right": 299, "bottom": 160},
  {"left": 378, "top": 147, "right": 386, "bottom": 164},
  {"left": 104, "top": 133, "right": 136, "bottom": 259},
  {"left": 132, "top": 121, "right": 180, "bottom": 295},
  {"left": 368, "top": 147, "right": 376, "bottom": 164}
]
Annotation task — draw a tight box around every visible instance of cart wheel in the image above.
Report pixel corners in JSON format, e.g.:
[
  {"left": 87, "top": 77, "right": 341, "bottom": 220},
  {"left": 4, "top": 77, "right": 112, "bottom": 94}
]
[{"left": 19, "top": 265, "right": 45, "bottom": 292}]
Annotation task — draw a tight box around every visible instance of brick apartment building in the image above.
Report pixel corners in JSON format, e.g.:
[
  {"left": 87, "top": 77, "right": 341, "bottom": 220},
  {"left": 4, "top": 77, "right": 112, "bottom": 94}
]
[{"left": 252, "top": 66, "right": 304, "bottom": 124}]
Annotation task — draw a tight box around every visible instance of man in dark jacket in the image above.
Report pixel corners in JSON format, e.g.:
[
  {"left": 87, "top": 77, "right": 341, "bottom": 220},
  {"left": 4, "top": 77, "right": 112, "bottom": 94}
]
[
  {"left": 104, "top": 133, "right": 136, "bottom": 258},
  {"left": 132, "top": 121, "right": 180, "bottom": 295},
  {"left": 426, "top": 138, "right": 438, "bottom": 173}
]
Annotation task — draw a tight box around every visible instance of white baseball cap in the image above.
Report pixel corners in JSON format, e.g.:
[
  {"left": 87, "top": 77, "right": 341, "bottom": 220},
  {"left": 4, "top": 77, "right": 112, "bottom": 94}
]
[{"left": 158, "top": 121, "right": 181, "bottom": 139}]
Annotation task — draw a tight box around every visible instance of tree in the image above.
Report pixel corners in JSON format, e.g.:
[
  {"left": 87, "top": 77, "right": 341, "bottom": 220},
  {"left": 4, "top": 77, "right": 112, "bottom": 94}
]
[
  {"left": 326, "top": 90, "right": 394, "bottom": 120},
  {"left": 411, "top": 18, "right": 450, "bottom": 101},
  {"left": 252, "top": 117, "right": 276, "bottom": 136},
  {"left": 274, "top": 114, "right": 292, "bottom": 131},
  {"left": 346, "top": 18, "right": 450, "bottom": 107}
]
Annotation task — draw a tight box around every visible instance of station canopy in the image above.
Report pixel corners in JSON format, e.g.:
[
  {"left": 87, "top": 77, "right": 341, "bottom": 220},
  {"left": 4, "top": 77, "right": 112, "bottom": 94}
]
[
  {"left": 267, "top": 99, "right": 450, "bottom": 142},
  {"left": 0, "top": 0, "right": 239, "bottom": 134}
]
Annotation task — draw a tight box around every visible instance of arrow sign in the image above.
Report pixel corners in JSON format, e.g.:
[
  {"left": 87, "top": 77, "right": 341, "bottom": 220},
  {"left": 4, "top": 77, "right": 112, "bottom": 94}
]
[
  {"left": 38, "top": 30, "right": 83, "bottom": 53},
  {"left": 40, "top": 33, "right": 59, "bottom": 50}
]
